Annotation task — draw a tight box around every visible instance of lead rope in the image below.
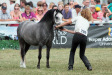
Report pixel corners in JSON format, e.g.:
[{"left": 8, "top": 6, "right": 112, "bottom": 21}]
[{"left": 55, "top": 28, "right": 59, "bottom": 40}]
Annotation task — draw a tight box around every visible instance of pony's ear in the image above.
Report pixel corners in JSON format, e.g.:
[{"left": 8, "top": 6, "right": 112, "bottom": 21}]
[
  {"left": 56, "top": 9, "right": 62, "bottom": 14},
  {"left": 56, "top": 9, "right": 58, "bottom": 12}
]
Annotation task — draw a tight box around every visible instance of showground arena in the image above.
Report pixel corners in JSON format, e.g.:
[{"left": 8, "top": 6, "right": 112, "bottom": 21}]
[
  {"left": 0, "top": 21, "right": 112, "bottom": 75},
  {"left": 0, "top": 48, "right": 112, "bottom": 75}
]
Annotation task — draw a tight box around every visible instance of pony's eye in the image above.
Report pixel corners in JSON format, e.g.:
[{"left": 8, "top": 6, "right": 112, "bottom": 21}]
[{"left": 56, "top": 17, "right": 58, "bottom": 19}]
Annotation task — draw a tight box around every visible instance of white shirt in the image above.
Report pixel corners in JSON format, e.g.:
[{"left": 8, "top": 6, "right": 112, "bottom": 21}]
[
  {"left": 71, "top": 16, "right": 90, "bottom": 36},
  {"left": 72, "top": 9, "right": 81, "bottom": 19},
  {"left": 0, "top": 10, "right": 11, "bottom": 19}
]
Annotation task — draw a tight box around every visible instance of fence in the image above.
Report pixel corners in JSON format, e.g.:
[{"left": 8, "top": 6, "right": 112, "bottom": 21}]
[
  {"left": 0, "top": 21, "right": 112, "bottom": 50},
  {"left": 0, "top": 20, "right": 112, "bottom": 24}
]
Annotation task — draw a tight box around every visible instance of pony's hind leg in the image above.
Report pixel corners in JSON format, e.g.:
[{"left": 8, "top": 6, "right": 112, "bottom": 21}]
[
  {"left": 20, "top": 45, "right": 26, "bottom": 68},
  {"left": 37, "top": 46, "right": 42, "bottom": 69},
  {"left": 19, "top": 40, "right": 28, "bottom": 68},
  {"left": 46, "top": 45, "right": 51, "bottom": 68}
]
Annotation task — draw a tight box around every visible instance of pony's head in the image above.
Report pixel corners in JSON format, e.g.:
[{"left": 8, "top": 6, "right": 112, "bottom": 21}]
[
  {"left": 40, "top": 9, "right": 63, "bottom": 25},
  {"left": 53, "top": 9, "right": 63, "bottom": 24}
]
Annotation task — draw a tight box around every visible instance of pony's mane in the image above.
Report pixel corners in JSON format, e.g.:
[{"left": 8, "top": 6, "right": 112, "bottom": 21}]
[
  {"left": 39, "top": 9, "right": 62, "bottom": 22},
  {"left": 39, "top": 9, "right": 55, "bottom": 22}
]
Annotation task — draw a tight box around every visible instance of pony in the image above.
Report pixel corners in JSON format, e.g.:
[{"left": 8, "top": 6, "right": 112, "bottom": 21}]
[{"left": 17, "top": 9, "right": 63, "bottom": 68}]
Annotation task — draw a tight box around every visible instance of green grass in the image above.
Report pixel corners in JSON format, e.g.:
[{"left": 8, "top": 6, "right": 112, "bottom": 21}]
[
  {"left": 0, "top": 40, "right": 19, "bottom": 49},
  {"left": 0, "top": 48, "right": 112, "bottom": 75}
]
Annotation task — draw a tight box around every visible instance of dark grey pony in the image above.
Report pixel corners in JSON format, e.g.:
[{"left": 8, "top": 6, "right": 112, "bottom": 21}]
[{"left": 17, "top": 9, "right": 63, "bottom": 68}]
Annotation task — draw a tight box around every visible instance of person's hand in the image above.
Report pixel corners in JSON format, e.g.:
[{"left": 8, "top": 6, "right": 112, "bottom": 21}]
[
  {"left": 30, "top": 18, "right": 36, "bottom": 21},
  {"left": 17, "top": 19, "right": 23, "bottom": 22},
  {"left": 106, "top": 13, "right": 109, "bottom": 17},
  {"left": 99, "top": 19, "right": 102, "bottom": 22},
  {"left": 55, "top": 26, "right": 59, "bottom": 30}
]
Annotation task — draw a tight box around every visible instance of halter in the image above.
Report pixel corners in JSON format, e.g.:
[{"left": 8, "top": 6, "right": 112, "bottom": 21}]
[{"left": 53, "top": 10, "right": 64, "bottom": 40}]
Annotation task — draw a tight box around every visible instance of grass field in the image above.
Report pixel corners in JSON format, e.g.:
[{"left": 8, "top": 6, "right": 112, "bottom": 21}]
[{"left": 0, "top": 48, "right": 112, "bottom": 75}]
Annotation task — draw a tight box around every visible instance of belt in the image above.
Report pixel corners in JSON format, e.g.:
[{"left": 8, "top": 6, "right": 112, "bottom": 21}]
[{"left": 75, "top": 32, "right": 85, "bottom": 36}]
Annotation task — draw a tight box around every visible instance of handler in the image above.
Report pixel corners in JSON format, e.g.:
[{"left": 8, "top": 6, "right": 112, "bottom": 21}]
[{"left": 55, "top": 8, "right": 92, "bottom": 71}]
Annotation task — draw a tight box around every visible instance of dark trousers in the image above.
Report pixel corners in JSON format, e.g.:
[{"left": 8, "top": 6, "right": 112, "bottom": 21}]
[{"left": 68, "top": 33, "right": 91, "bottom": 68}]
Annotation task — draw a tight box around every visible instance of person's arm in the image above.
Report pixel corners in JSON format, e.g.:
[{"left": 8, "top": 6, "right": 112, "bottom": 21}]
[
  {"left": 107, "top": 6, "right": 112, "bottom": 14},
  {"left": 61, "top": 28, "right": 75, "bottom": 34},
  {"left": 56, "top": 17, "right": 78, "bottom": 28},
  {"left": 62, "top": 18, "right": 71, "bottom": 22},
  {"left": 16, "top": 13, "right": 23, "bottom": 22},
  {"left": 22, "top": 17, "right": 29, "bottom": 21},
  {"left": 32, "top": 12, "right": 37, "bottom": 20},
  {"left": 10, "top": 12, "right": 14, "bottom": 19},
  {"left": 56, "top": 20, "right": 72, "bottom": 28},
  {"left": 0, "top": 19, "right": 15, "bottom": 21}
]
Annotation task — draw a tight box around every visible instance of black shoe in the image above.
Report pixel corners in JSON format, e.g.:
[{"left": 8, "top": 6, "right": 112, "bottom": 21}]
[
  {"left": 68, "top": 67, "right": 73, "bottom": 70},
  {"left": 68, "top": 66, "right": 73, "bottom": 70},
  {"left": 87, "top": 66, "right": 92, "bottom": 71}
]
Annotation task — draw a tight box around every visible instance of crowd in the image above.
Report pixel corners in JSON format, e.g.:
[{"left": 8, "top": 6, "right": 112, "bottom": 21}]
[{"left": 0, "top": 0, "right": 112, "bottom": 26}]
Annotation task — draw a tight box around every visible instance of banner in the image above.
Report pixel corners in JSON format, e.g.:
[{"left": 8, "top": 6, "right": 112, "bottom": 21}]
[
  {"left": 0, "top": 25, "right": 112, "bottom": 49},
  {"left": 53, "top": 25, "right": 112, "bottom": 48}
]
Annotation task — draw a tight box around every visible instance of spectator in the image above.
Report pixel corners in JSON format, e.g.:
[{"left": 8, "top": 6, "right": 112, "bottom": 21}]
[
  {"left": 72, "top": 5, "right": 81, "bottom": 19},
  {"left": 10, "top": 3, "right": 22, "bottom": 16},
  {"left": 0, "top": 3, "right": 9, "bottom": 13},
  {"left": 20, "top": 0, "right": 26, "bottom": 12},
  {"left": 82, "top": 0, "right": 90, "bottom": 9},
  {"left": 90, "top": 5, "right": 99, "bottom": 20},
  {"left": 97, "top": 4, "right": 111, "bottom": 20},
  {"left": 69, "top": 1, "right": 74, "bottom": 9},
  {"left": 102, "top": 11, "right": 110, "bottom": 21},
  {"left": 25, "top": 2, "right": 33, "bottom": 9},
  {"left": 102, "top": 11, "right": 111, "bottom": 25},
  {"left": 32, "top": 7, "right": 36, "bottom": 14},
  {"left": 36, "top": 7, "right": 44, "bottom": 21},
  {"left": 10, "top": 5, "right": 23, "bottom": 26},
  {"left": 9, "top": 0, "right": 16, "bottom": 13},
  {"left": 52, "top": 5, "right": 58, "bottom": 9},
  {"left": 49, "top": 2, "right": 55, "bottom": 10},
  {"left": 58, "top": 4, "right": 64, "bottom": 12},
  {"left": 95, "top": 0, "right": 101, "bottom": 11},
  {"left": 37, "top": 1, "right": 43, "bottom": 9},
  {"left": 42, "top": 2, "right": 48, "bottom": 15},
  {"left": 95, "top": 0, "right": 100, "bottom": 5},
  {"left": 90, "top": 5, "right": 101, "bottom": 26},
  {"left": 1, "top": 3, "right": 7, "bottom": 7},
  {"left": 11, "top": 5, "right": 22, "bottom": 22},
  {"left": 28, "top": 1, "right": 33, "bottom": 8},
  {"left": 15, "top": 3, "right": 20, "bottom": 7},
  {"left": 36, "top": 1, "right": 43, "bottom": 15},
  {"left": 95, "top": 7, "right": 101, "bottom": 12},
  {"left": 0, "top": 4, "right": 12, "bottom": 21},
  {"left": 58, "top": 1, "right": 63, "bottom": 6},
  {"left": 22, "top": 5, "right": 37, "bottom": 21},
  {"left": 108, "top": 3, "right": 112, "bottom": 20},
  {"left": 91, "top": 0, "right": 96, "bottom": 5},
  {"left": 62, "top": 4, "right": 72, "bottom": 21},
  {"left": 73, "top": 2, "right": 78, "bottom": 7}
]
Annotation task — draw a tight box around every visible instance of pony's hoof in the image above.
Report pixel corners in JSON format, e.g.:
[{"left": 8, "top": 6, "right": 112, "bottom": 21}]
[
  {"left": 20, "top": 65, "right": 26, "bottom": 68},
  {"left": 20, "top": 62, "right": 26, "bottom": 68},
  {"left": 46, "top": 65, "right": 50, "bottom": 68},
  {"left": 37, "top": 65, "right": 40, "bottom": 69}
]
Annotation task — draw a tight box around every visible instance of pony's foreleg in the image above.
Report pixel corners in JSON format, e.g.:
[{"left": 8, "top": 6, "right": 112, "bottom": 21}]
[
  {"left": 46, "top": 45, "right": 51, "bottom": 68},
  {"left": 37, "top": 46, "right": 42, "bottom": 69}
]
